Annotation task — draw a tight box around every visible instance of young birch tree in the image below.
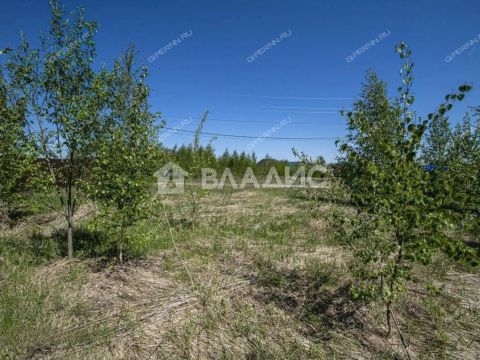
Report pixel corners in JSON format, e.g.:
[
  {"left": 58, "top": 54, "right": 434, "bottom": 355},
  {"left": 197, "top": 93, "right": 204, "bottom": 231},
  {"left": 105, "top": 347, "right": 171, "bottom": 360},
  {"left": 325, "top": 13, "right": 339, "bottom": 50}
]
[
  {"left": 88, "top": 47, "right": 160, "bottom": 263},
  {"left": 3, "top": 0, "right": 108, "bottom": 257},
  {"left": 333, "top": 43, "right": 477, "bottom": 336}
]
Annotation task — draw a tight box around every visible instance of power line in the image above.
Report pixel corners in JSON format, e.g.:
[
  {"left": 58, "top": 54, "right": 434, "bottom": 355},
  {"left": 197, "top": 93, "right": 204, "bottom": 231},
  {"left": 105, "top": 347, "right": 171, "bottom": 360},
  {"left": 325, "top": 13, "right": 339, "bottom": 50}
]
[
  {"left": 259, "top": 110, "right": 339, "bottom": 114},
  {"left": 234, "top": 94, "right": 354, "bottom": 100},
  {"left": 164, "top": 115, "right": 279, "bottom": 124},
  {"left": 163, "top": 114, "right": 342, "bottom": 125},
  {"left": 256, "top": 106, "right": 351, "bottom": 110},
  {"left": 162, "top": 127, "right": 343, "bottom": 141}
]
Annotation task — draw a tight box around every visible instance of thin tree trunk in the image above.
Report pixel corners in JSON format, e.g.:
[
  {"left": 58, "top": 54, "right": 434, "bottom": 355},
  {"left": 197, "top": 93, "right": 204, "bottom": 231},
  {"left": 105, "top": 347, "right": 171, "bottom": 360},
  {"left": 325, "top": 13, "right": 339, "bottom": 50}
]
[
  {"left": 67, "top": 215, "right": 74, "bottom": 259},
  {"left": 6, "top": 203, "right": 13, "bottom": 229},
  {"left": 66, "top": 174, "right": 74, "bottom": 259},
  {"left": 386, "top": 302, "right": 392, "bottom": 337},
  {"left": 386, "top": 230, "right": 404, "bottom": 337},
  {"left": 119, "top": 241, "right": 123, "bottom": 265},
  {"left": 119, "top": 224, "right": 125, "bottom": 265}
]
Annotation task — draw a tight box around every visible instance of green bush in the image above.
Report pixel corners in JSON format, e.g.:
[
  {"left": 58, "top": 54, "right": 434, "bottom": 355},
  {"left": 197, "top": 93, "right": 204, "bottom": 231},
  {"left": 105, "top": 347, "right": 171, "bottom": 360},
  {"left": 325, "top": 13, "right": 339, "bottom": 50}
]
[{"left": 332, "top": 42, "right": 478, "bottom": 335}]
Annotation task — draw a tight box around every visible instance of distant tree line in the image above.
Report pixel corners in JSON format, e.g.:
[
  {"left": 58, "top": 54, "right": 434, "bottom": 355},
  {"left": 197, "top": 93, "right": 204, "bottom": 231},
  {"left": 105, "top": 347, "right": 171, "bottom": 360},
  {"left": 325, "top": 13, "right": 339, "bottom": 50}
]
[{"left": 167, "top": 145, "right": 326, "bottom": 178}]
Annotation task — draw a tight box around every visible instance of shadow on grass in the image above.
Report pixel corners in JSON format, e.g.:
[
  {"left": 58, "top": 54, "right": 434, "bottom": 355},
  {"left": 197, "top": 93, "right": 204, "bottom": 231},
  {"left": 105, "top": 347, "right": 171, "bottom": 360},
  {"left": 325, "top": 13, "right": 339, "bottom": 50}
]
[
  {"left": 4, "top": 227, "right": 113, "bottom": 261},
  {"left": 0, "top": 207, "right": 35, "bottom": 229},
  {"left": 248, "top": 258, "right": 364, "bottom": 340},
  {"left": 167, "top": 216, "right": 193, "bottom": 228},
  {"left": 464, "top": 240, "right": 480, "bottom": 250},
  {"left": 50, "top": 227, "right": 115, "bottom": 258}
]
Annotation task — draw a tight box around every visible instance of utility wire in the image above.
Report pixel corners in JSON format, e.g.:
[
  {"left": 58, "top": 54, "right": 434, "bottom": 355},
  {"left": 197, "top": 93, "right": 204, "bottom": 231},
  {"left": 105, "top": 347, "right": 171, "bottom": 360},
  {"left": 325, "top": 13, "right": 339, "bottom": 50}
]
[
  {"left": 163, "top": 114, "right": 343, "bottom": 125},
  {"left": 233, "top": 94, "right": 354, "bottom": 100},
  {"left": 162, "top": 127, "right": 343, "bottom": 141}
]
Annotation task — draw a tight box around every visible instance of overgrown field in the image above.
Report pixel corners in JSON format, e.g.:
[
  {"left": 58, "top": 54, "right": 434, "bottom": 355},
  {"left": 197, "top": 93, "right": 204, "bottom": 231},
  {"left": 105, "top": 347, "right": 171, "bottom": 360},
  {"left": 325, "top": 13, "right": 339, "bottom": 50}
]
[
  {"left": 1, "top": 188, "right": 479, "bottom": 359},
  {"left": 1, "top": 4, "right": 479, "bottom": 357}
]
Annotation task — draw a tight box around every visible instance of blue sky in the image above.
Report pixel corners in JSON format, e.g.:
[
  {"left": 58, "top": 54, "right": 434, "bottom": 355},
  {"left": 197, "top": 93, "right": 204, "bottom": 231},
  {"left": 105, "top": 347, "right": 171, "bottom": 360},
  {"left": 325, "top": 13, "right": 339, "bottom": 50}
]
[{"left": 1, "top": 0, "right": 479, "bottom": 162}]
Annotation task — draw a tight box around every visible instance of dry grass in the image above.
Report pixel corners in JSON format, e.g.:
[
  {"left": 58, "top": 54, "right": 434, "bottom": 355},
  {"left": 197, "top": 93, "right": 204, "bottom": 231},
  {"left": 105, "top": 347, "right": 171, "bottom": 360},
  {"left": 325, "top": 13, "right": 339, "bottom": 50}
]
[
  {"left": 1, "top": 188, "right": 479, "bottom": 359},
  {"left": 0, "top": 202, "right": 97, "bottom": 237}
]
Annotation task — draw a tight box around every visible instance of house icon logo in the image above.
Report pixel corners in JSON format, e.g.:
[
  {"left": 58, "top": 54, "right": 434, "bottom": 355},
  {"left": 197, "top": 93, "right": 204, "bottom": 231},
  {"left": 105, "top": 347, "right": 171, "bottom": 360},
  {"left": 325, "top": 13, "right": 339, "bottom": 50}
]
[{"left": 154, "top": 162, "right": 188, "bottom": 194}]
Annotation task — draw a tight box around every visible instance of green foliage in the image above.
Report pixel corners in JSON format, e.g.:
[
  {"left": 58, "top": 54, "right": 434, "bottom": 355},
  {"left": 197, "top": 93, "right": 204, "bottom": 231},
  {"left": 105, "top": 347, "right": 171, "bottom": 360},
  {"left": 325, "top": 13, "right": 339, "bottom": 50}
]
[
  {"left": 2, "top": 0, "right": 108, "bottom": 257},
  {"left": 216, "top": 148, "right": 258, "bottom": 176},
  {"left": 420, "top": 94, "right": 480, "bottom": 240},
  {"left": 333, "top": 42, "right": 477, "bottom": 334},
  {"left": 167, "top": 143, "right": 313, "bottom": 182},
  {"left": 0, "top": 68, "right": 36, "bottom": 219},
  {"left": 173, "top": 111, "right": 215, "bottom": 227},
  {"left": 426, "top": 110, "right": 480, "bottom": 240},
  {"left": 170, "top": 143, "right": 219, "bottom": 176},
  {"left": 88, "top": 46, "right": 160, "bottom": 263},
  {"left": 255, "top": 155, "right": 291, "bottom": 177},
  {"left": 421, "top": 114, "right": 452, "bottom": 167}
]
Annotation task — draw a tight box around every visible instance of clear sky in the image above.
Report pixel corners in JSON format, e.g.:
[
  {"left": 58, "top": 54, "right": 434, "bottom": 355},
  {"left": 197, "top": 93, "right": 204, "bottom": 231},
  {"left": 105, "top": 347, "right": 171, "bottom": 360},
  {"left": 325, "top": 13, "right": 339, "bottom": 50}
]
[{"left": 1, "top": 0, "right": 479, "bottom": 162}]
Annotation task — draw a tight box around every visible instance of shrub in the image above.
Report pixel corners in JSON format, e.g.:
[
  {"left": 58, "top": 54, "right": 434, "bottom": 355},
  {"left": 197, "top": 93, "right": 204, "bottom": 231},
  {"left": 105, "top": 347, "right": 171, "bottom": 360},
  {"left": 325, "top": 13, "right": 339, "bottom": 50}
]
[{"left": 332, "top": 42, "right": 478, "bottom": 335}]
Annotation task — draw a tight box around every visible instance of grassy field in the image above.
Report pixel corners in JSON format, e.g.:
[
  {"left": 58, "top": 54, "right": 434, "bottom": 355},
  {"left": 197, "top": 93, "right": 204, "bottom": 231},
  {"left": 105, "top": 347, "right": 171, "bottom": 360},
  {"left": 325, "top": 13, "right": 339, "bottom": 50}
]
[{"left": 1, "top": 187, "right": 479, "bottom": 359}]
